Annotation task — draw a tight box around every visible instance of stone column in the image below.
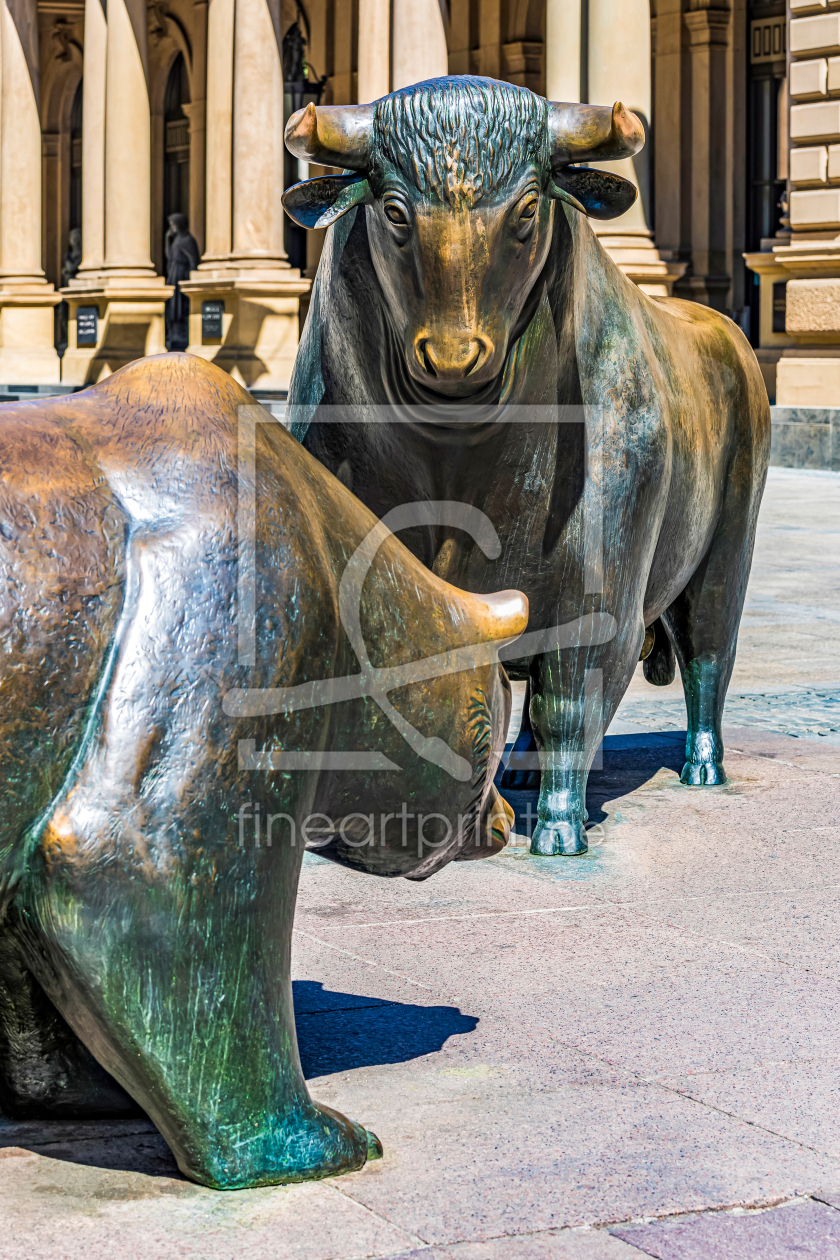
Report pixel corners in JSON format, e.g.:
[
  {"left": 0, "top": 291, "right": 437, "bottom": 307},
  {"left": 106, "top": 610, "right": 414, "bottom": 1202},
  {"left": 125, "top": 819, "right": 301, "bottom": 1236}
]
[
  {"left": 358, "top": 0, "right": 390, "bottom": 102},
  {"left": 186, "top": 0, "right": 208, "bottom": 254},
  {"left": 181, "top": 0, "right": 309, "bottom": 390},
  {"left": 230, "top": 0, "right": 286, "bottom": 265},
  {"left": 651, "top": 0, "right": 684, "bottom": 268},
  {"left": 391, "top": 0, "right": 448, "bottom": 91},
  {"left": 0, "top": 0, "right": 61, "bottom": 381},
  {"left": 62, "top": 0, "right": 171, "bottom": 385},
  {"left": 77, "top": 0, "right": 106, "bottom": 275},
  {"left": 103, "top": 0, "right": 155, "bottom": 275},
  {"left": 545, "top": 0, "right": 581, "bottom": 102},
  {"left": 586, "top": 0, "right": 684, "bottom": 295},
  {"left": 203, "top": 0, "right": 234, "bottom": 261},
  {"left": 683, "top": 0, "right": 731, "bottom": 309}
]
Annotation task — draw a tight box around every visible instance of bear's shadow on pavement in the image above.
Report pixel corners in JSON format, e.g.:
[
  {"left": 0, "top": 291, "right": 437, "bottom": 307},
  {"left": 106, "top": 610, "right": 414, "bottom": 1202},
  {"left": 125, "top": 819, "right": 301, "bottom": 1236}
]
[
  {"left": 294, "top": 981, "right": 478, "bottom": 1078},
  {"left": 0, "top": 984, "right": 477, "bottom": 1178}
]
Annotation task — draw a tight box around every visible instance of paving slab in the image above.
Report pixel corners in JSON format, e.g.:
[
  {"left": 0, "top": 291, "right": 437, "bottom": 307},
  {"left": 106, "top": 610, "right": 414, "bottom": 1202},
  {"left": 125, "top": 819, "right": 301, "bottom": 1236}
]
[
  {"left": 612, "top": 1198, "right": 840, "bottom": 1259},
  {"left": 382, "top": 1230, "right": 644, "bottom": 1258},
  {"left": 0, "top": 1147, "right": 417, "bottom": 1260},
  {"left": 658, "top": 1058, "right": 840, "bottom": 1161},
  {"left": 305, "top": 1027, "right": 837, "bottom": 1243}
]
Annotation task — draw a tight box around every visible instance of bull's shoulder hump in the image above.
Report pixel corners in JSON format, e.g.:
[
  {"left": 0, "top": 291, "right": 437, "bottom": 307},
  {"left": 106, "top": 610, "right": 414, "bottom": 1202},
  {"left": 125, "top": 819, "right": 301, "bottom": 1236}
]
[
  {"left": 650, "top": 296, "right": 741, "bottom": 339},
  {"left": 645, "top": 296, "right": 763, "bottom": 373}
]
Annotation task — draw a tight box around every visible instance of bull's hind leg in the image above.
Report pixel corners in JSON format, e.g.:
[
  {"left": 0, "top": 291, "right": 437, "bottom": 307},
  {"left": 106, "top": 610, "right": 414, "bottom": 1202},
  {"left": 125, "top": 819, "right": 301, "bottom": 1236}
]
[
  {"left": 500, "top": 678, "right": 541, "bottom": 790},
  {"left": 0, "top": 913, "right": 139, "bottom": 1119},
  {"left": 663, "top": 467, "right": 764, "bottom": 786},
  {"left": 16, "top": 805, "right": 380, "bottom": 1189},
  {"left": 663, "top": 575, "right": 736, "bottom": 786}
]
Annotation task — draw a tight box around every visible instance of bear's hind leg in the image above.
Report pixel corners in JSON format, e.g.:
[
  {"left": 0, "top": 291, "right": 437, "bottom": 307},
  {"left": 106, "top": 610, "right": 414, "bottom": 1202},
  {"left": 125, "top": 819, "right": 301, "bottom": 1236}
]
[{"left": 19, "top": 821, "right": 380, "bottom": 1189}]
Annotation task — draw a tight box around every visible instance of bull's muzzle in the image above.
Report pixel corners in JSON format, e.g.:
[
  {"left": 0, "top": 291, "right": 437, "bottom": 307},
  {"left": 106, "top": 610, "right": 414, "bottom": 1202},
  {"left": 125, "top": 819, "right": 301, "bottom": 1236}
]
[{"left": 414, "top": 333, "right": 495, "bottom": 388}]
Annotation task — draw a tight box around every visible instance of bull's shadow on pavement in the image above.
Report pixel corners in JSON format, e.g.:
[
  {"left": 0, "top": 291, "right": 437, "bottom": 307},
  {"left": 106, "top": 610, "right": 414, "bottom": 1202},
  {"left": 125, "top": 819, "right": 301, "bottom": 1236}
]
[
  {"left": 500, "top": 730, "right": 687, "bottom": 835},
  {"left": 586, "top": 731, "right": 687, "bottom": 824},
  {"left": 293, "top": 981, "right": 478, "bottom": 1078}
]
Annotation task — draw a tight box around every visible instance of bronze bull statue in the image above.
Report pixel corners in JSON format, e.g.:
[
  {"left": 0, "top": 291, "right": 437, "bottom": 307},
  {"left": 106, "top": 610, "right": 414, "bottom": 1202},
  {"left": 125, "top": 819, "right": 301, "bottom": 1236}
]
[
  {"left": 0, "top": 353, "right": 526, "bottom": 1188},
  {"left": 284, "top": 75, "right": 771, "bottom": 856}
]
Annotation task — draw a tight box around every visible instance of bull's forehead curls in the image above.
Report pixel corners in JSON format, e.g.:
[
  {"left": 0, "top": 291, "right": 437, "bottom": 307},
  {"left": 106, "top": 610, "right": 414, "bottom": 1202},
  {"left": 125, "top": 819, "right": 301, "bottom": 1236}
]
[
  {"left": 282, "top": 76, "right": 646, "bottom": 228},
  {"left": 373, "top": 78, "right": 549, "bottom": 208}
]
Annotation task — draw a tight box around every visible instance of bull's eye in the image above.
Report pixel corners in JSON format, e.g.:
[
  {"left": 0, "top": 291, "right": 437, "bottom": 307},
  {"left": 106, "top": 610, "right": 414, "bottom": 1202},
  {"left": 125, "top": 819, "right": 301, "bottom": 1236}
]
[
  {"left": 384, "top": 201, "right": 409, "bottom": 226},
  {"left": 513, "top": 191, "right": 540, "bottom": 241}
]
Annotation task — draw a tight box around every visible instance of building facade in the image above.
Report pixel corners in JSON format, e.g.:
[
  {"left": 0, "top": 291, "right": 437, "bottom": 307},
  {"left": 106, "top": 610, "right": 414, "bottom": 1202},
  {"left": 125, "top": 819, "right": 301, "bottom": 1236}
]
[{"left": 0, "top": 0, "right": 813, "bottom": 402}]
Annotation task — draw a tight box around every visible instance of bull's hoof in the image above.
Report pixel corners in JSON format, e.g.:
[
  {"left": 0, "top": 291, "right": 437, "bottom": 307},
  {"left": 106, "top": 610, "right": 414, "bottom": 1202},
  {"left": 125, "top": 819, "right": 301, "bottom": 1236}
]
[
  {"left": 530, "top": 819, "right": 588, "bottom": 856},
  {"left": 680, "top": 760, "right": 726, "bottom": 786},
  {"left": 366, "top": 1129, "right": 384, "bottom": 1160}
]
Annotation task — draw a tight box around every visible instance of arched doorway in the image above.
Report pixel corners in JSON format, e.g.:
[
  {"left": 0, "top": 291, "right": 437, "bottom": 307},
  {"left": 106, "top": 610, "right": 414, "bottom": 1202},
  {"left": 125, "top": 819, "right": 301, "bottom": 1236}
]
[
  {"left": 163, "top": 54, "right": 191, "bottom": 260},
  {"left": 55, "top": 79, "right": 84, "bottom": 356}
]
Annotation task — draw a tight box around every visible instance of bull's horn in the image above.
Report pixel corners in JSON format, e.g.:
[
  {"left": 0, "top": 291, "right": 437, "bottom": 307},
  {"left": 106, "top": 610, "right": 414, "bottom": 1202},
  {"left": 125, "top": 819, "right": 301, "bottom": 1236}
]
[
  {"left": 284, "top": 102, "right": 374, "bottom": 171},
  {"left": 548, "top": 101, "right": 645, "bottom": 166}
]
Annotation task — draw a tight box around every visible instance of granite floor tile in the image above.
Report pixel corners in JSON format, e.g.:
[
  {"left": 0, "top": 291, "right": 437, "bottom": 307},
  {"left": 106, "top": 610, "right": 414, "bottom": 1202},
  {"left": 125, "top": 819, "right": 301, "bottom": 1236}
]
[
  {"left": 655, "top": 1058, "right": 840, "bottom": 1159},
  {"left": 313, "top": 1045, "right": 837, "bottom": 1244},
  {"left": 623, "top": 886, "right": 840, "bottom": 976},
  {"left": 295, "top": 907, "right": 840, "bottom": 1078},
  {"left": 1, "top": 1149, "right": 417, "bottom": 1260},
  {"left": 611, "top": 1197, "right": 840, "bottom": 1259},
  {"left": 381, "top": 1229, "right": 645, "bottom": 1258}
]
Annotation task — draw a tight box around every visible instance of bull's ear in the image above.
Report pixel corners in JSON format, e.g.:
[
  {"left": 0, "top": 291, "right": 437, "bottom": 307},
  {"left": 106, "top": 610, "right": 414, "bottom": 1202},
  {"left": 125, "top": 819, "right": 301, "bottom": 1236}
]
[
  {"left": 550, "top": 168, "right": 638, "bottom": 220},
  {"left": 282, "top": 174, "right": 371, "bottom": 229}
]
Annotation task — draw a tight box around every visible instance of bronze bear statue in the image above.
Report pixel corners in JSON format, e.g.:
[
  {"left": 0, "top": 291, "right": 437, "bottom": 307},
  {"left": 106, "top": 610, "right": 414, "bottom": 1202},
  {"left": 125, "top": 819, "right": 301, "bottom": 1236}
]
[{"left": 0, "top": 353, "right": 525, "bottom": 1189}]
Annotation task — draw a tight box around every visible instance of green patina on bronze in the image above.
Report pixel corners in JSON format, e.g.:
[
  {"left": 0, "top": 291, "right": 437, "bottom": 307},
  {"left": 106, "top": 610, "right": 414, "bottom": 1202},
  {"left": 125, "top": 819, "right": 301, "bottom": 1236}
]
[{"left": 0, "top": 354, "right": 526, "bottom": 1188}]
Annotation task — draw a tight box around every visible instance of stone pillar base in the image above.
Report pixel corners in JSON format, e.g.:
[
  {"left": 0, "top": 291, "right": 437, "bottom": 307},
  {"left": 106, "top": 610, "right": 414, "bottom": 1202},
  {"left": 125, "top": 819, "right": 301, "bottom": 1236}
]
[
  {"left": 594, "top": 228, "right": 687, "bottom": 297},
  {"left": 60, "top": 280, "right": 174, "bottom": 386},
  {"left": 0, "top": 288, "right": 62, "bottom": 384},
  {"left": 776, "top": 350, "right": 840, "bottom": 408},
  {"left": 749, "top": 240, "right": 840, "bottom": 407},
  {"left": 180, "top": 272, "right": 311, "bottom": 391}
]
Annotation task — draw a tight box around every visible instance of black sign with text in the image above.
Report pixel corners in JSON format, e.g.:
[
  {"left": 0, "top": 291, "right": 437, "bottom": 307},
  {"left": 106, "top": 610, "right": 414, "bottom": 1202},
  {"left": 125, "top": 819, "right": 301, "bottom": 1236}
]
[
  {"left": 202, "top": 300, "right": 224, "bottom": 340},
  {"left": 77, "top": 307, "right": 98, "bottom": 346}
]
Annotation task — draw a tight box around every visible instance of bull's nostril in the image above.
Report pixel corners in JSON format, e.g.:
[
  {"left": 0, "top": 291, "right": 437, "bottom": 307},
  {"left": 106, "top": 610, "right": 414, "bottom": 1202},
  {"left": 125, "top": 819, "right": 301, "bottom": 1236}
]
[
  {"left": 416, "top": 338, "right": 437, "bottom": 377},
  {"left": 464, "top": 343, "right": 481, "bottom": 376},
  {"left": 466, "top": 337, "right": 494, "bottom": 376}
]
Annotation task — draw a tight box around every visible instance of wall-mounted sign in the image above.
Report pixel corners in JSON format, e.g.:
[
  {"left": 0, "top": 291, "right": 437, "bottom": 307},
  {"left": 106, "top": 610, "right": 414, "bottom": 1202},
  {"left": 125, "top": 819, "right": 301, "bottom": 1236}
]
[
  {"left": 202, "top": 300, "right": 224, "bottom": 340},
  {"left": 76, "top": 306, "right": 98, "bottom": 346}
]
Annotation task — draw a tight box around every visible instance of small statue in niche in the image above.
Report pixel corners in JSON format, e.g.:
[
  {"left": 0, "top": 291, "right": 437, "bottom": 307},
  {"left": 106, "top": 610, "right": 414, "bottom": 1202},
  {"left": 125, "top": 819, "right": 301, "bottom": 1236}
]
[
  {"left": 164, "top": 213, "right": 200, "bottom": 351},
  {"left": 55, "top": 227, "right": 82, "bottom": 357},
  {"left": 61, "top": 227, "right": 82, "bottom": 288}
]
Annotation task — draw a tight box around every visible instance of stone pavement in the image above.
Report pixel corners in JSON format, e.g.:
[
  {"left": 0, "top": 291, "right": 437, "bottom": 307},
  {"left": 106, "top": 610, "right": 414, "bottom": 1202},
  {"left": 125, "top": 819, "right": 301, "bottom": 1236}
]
[{"left": 2, "top": 469, "right": 840, "bottom": 1259}]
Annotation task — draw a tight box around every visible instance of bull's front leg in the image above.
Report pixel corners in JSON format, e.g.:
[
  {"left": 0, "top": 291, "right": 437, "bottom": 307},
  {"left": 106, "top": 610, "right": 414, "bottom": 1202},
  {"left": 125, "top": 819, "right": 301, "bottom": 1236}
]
[{"left": 528, "top": 627, "right": 642, "bottom": 856}]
